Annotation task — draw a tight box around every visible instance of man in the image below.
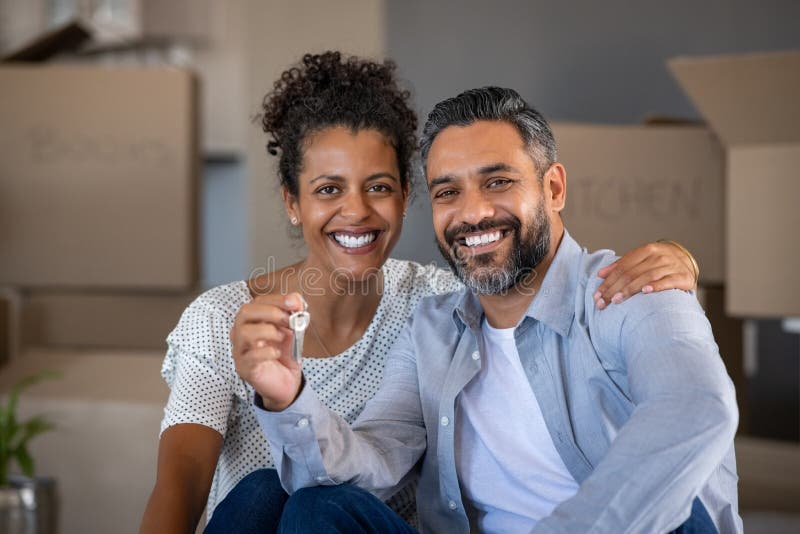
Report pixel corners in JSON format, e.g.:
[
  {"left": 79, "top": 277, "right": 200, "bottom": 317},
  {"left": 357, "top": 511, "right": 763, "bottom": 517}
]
[{"left": 240, "top": 87, "right": 741, "bottom": 533}]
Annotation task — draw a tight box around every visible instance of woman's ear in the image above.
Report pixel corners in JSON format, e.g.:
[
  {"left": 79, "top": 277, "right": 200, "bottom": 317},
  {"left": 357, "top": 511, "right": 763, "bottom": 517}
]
[{"left": 282, "top": 187, "right": 300, "bottom": 225}]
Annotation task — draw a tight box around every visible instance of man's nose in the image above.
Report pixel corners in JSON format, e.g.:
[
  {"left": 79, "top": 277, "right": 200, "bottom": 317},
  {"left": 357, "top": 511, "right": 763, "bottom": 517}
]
[{"left": 459, "top": 187, "right": 495, "bottom": 225}]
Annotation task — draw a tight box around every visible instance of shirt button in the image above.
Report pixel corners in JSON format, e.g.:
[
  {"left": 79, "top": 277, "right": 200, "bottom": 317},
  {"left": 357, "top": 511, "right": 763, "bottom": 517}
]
[
  {"left": 441, "top": 416, "right": 450, "bottom": 427},
  {"left": 471, "top": 351, "right": 480, "bottom": 360},
  {"left": 297, "top": 417, "right": 309, "bottom": 428},
  {"left": 448, "top": 500, "right": 457, "bottom": 510},
  {"left": 315, "top": 475, "right": 327, "bottom": 483}
]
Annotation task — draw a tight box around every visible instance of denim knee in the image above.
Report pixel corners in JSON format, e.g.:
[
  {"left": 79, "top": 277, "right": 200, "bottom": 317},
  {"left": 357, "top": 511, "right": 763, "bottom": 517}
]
[
  {"left": 283, "top": 485, "right": 340, "bottom": 516},
  {"left": 280, "top": 484, "right": 419, "bottom": 534},
  {"left": 205, "top": 468, "right": 288, "bottom": 534},
  {"left": 280, "top": 484, "right": 372, "bottom": 533},
  {"left": 231, "top": 468, "right": 284, "bottom": 499}
]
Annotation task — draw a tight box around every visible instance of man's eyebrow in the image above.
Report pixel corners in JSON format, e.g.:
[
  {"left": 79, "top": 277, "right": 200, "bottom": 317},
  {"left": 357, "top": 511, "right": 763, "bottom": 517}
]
[
  {"left": 478, "top": 163, "right": 518, "bottom": 175},
  {"left": 428, "top": 175, "right": 456, "bottom": 188},
  {"left": 428, "top": 163, "right": 519, "bottom": 188}
]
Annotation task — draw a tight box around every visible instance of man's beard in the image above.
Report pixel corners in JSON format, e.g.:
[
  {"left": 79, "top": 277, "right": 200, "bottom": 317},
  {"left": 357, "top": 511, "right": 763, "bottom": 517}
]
[{"left": 436, "top": 201, "right": 551, "bottom": 295}]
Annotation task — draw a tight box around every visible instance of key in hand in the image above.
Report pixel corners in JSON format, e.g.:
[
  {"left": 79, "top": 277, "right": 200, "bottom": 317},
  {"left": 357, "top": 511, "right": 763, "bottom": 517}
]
[{"left": 288, "top": 306, "right": 310, "bottom": 364}]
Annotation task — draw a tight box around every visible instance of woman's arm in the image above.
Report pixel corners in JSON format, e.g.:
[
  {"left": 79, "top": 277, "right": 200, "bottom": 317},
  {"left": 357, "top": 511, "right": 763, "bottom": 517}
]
[
  {"left": 594, "top": 240, "right": 699, "bottom": 309},
  {"left": 140, "top": 424, "right": 223, "bottom": 534}
]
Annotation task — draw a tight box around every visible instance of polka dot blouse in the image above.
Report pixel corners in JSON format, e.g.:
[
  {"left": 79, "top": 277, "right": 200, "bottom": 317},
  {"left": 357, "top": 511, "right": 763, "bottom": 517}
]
[{"left": 160, "top": 258, "right": 462, "bottom": 522}]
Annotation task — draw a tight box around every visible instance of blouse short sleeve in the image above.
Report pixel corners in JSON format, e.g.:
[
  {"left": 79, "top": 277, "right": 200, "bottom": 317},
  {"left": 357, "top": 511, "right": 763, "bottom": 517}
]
[{"left": 160, "top": 292, "right": 246, "bottom": 436}]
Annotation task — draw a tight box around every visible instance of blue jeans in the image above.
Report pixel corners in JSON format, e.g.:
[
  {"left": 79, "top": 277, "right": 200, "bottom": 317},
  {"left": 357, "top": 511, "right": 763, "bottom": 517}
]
[
  {"left": 206, "top": 468, "right": 715, "bottom": 533},
  {"left": 204, "top": 468, "right": 289, "bottom": 534},
  {"left": 204, "top": 468, "right": 417, "bottom": 534},
  {"left": 672, "top": 497, "right": 718, "bottom": 534}
]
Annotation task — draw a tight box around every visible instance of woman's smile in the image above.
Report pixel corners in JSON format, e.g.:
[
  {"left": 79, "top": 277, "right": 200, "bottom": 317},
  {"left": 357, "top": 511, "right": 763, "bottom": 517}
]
[{"left": 329, "top": 228, "right": 383, "bottom": 253}]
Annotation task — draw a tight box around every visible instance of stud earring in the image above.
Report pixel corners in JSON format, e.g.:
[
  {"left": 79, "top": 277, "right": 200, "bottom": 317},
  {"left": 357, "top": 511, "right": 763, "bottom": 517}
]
[{"left": 290, "top": 216, "right": 298, "bottom": 225}]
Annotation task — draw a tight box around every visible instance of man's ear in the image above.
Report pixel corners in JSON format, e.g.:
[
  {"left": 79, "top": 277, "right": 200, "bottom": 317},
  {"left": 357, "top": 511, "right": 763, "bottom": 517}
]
[
  {"left": 544, "top": 162, "right": 567, "bottom": 213},
  {"left": 282, "top": 187, "right": 300, "bottom": 225}
]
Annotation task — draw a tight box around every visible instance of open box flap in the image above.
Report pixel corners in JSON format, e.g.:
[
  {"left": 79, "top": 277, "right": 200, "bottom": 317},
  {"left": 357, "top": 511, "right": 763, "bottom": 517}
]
[
  {"left": 2, "top": 20, "right": 91, "bottom": 62},
  {"left": 668, "top": 51, "right": 800, "bottom": 146}
]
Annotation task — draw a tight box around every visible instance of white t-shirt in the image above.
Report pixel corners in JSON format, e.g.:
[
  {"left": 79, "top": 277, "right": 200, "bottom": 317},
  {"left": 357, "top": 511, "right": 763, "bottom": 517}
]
[
  {"left": 455, "top": 318, "right": 579, "bottom": 532},
  {"left": 160, "top": 258, "right": 461, "bottom": 521}
]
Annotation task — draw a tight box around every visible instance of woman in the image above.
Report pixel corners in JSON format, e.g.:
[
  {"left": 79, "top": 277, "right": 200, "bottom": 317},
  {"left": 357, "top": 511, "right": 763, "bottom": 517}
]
[{"left": 139, "top": 51, "right": 698, "bottom": 533}]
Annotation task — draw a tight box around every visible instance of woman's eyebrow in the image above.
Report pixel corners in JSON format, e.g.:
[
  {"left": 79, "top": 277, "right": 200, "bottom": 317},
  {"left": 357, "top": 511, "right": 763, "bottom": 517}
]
[
  {"left": 364, "top": 172, "right": 400, "bottom": 183},
  {"left": 310, "top": 174, "right": 345, "bottom": 184}
]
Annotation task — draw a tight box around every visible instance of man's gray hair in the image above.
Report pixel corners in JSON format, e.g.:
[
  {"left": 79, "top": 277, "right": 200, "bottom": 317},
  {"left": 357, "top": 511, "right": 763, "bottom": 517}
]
[{"left": 419, "top": 86, "right": 557, "bottom": 180}]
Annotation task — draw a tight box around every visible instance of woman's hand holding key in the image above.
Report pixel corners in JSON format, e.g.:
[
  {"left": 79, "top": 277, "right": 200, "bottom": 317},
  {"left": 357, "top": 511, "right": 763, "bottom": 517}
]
[{"left": 231, "top": 292, "right": 307, "bottom": 411}]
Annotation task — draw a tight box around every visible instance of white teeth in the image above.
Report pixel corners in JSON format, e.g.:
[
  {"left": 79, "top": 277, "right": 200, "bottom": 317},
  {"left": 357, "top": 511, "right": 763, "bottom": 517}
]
[
  {"left": 333, "top": 232, "right": 377, "bottom": 248},
  {"left": 464, "top": 231, "right": 502, "bottom": 247}
]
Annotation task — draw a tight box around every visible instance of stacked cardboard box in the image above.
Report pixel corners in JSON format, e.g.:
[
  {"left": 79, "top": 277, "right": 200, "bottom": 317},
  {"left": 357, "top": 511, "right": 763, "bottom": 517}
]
[
  {"left": 736, "top": 435, "right": 800, "bottom": 513},
  {"left": 669, "top": 51, "right": 800, "bottom": 318},
  {"left": 0, "top": 63, "right": 201, "bottom": 534},
  {"left": 0, "top": 348, "right": 170, "bottom": 532},
  {"left": 20, "top": 292, "right": 198, "bottom": 349},
  {"left": 0, "top": 65, "right": 200, "bottom": 350}
]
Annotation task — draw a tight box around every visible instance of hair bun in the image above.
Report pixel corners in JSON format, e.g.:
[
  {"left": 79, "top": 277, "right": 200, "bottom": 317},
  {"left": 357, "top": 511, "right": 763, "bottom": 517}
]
[{"left": 258, "top": 51, "right": 418, "bottom": 198}]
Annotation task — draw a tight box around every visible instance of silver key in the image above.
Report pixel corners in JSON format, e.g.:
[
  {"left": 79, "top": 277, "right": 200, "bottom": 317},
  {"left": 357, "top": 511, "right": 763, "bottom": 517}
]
[{"left": 288, "top": 306, "right": 310, "bottom": 364}]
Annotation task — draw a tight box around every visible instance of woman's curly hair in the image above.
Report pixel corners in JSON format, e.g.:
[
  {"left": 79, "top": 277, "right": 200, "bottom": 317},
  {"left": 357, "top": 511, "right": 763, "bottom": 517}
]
[{"left": 261, "top": 51, "right": 417, "bottom": 197}]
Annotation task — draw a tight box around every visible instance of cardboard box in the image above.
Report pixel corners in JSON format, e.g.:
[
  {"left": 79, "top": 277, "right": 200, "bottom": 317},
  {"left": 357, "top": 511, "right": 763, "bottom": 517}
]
[
  {"left": 0, "top": 288, "right": 21, "bottom": 364},
  {"left": 0, "top": 348, "right": 169, "bottom": 533},
  {"left": 0, "top": 294, "right": 9, "bottom": 364},
  {"left": 2, "top": 1, "right": 211, "bottom": 55},
  {"left": 669, "top": 51, "right": 800, "bottom": 317},
  {"left": 2, "top": 21, "right": 92, "bottom": 62},
  {"left": 735, "top": 435, "right": 800, "bottom": 513},
  {"left": 21, "top": 291, "right": 199, "bottom": 350},
  {"left": 0, "top": 65, "right": 199, "bottom": 289},
  {"left": 554, "top": 123, "right": 725, "bottom": 283},
  {"left": 139, "top": 0, "right": 212, "bottom": 44}
]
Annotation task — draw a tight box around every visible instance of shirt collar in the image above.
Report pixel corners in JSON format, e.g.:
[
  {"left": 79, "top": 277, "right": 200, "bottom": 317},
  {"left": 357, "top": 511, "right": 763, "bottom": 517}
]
[{"left": 452, "top": 229, "right": 581, "bottom": 337}]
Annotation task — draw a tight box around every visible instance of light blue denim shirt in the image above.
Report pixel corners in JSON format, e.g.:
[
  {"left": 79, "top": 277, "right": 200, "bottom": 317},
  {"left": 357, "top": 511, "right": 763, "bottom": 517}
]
[{"left": 256, "top": 230, "right": 742, "bottom": 533}]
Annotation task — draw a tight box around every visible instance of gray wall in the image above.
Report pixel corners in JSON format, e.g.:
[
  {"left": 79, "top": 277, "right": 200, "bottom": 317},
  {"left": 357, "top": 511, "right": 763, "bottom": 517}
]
[
  {"left": 386, "top": 0, "right": 800, "bottom": 266},
  {"left": 202, "top": 161, "right": 249, "bottom": 287}
]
